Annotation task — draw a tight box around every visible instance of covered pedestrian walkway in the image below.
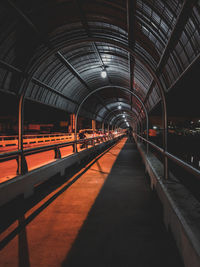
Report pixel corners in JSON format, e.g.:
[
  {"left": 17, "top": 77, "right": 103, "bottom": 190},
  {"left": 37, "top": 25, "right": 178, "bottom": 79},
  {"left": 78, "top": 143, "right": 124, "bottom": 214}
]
[{"left": 1, "top": 1, "right": 200, "bottom": 266}]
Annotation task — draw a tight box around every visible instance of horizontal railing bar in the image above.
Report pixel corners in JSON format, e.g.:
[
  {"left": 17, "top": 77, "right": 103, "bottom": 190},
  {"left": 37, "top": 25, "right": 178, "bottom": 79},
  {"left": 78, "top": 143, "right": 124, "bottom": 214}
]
[
  {"left": 165, "top": 151, "right": 200, "bottom": 179},
  {"left": 0, "top": 135, "right": 115, "bottom": 162},
  {"left": 0, "top": 133, "right": 72, "bottom": 137},
  {"left": 136, "top": 134, "right": 164, "bottom": 154},
  {"left": 135, "top": 134, "right": 200, "bottom": 179},
  {"left": 0, "top": 133, "right": 73, "bottom": 140},
  {"left": 0, "top": 150, "right": 22, "bottom": 158},
  {"left": 22, "top": 140, "right": 83, "bottom": 157}
]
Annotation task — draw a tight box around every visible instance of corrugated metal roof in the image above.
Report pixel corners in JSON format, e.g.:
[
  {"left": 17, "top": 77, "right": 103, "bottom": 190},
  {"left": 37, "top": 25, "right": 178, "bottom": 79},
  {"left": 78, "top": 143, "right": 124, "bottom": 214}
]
[{"left": 0, "top": 0, "right": 199, "bottom": 126}]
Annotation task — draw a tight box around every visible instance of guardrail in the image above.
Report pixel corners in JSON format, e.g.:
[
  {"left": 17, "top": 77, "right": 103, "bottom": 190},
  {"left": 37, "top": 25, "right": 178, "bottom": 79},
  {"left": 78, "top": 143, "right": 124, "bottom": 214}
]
[
  {"left": 0, "top": 133, "right": 74, "bottom": 147},
  {"left": 0, "top": 133, "right": 121, "bottom": 177},
  {"left": 135, "top": 133, "right": 200, "bottom": 180},
  {"left": 0, "top": 133, "right": 124, "bottom": 206},
  {"left": 134, "top": 136, "right": 200, "bottom": 267}
]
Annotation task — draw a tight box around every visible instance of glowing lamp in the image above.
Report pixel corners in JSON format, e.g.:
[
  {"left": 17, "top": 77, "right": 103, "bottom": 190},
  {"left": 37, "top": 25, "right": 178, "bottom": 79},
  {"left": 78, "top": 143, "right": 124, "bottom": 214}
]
[{"left": 101, "top": 70, "right": 107, "bottom": 78}]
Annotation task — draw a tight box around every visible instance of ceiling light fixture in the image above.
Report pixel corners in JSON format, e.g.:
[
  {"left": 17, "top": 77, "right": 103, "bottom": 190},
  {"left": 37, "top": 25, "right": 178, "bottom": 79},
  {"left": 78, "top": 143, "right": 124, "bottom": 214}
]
[
  {"left": 118, "top": 105, "right": 122, "bottom": 110},
  {"left": 101, "top": 69, "right": 107, "bottom": 78}
]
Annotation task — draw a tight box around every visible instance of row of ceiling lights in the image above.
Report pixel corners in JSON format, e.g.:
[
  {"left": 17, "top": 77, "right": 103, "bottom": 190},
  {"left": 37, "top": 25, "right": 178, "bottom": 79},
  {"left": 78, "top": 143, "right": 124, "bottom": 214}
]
[{"left": 101, "top": 70, "right": 129, "bottom": 127}]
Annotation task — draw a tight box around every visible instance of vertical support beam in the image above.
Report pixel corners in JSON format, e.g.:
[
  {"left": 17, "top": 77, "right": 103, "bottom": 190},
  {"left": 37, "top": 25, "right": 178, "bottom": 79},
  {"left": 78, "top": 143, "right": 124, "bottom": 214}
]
[
  {"left": 102, "top": 122, "right": 104, "bottom": 134},
  {"left": 92, "top": 120, "right": 96, "bottom": 131},
  {"left": 69, "top": 114, "right": 75, "bottom": 133},
  {"left": 74, "top": 114, "right": 78, "bottom": 153},
  {"left": 17, "top": 94, "right": 28, "bottom": 175},
  {"left": 92, "top": 119, "right": 96, "bottom": 142}
]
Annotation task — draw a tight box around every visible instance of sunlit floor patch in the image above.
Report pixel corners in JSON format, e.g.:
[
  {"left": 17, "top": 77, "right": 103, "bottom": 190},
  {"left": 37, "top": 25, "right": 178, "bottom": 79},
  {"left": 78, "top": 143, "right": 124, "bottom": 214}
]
[{"left": 0, "top": 138, "right": 127, "bottom": 266}]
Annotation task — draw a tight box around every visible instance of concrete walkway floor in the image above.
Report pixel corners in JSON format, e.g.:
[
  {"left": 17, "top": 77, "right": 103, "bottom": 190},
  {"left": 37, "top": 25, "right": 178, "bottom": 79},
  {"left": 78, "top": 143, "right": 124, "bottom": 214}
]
[{"left": 0, "top": 138, "right": 183, "bottom": 267}]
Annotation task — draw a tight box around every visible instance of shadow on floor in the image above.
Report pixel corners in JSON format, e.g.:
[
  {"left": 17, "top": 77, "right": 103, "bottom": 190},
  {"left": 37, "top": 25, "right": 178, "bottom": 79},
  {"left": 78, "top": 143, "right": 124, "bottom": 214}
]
[
  {"left": 18, "top": 215, "right": 30, "bottom": 267},
  {"left": 61, "top": 140, "right": 183, "bottom": 267},
  {"left": 0, "top": 143, "right": 116, "bottom": 250}
]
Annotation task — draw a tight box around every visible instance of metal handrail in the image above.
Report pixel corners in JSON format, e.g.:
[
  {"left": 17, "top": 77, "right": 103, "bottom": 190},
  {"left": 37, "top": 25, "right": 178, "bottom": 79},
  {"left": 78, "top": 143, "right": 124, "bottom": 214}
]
[
  {"left": 0, "top": 133, "right": 74, "bottom": 148},
  {"left": 0, "top": 134, "right": 120, "bottom": 163},
  {"left": 136, "top": 134, "right": 200, "bottom": 179},
  {"left": 0, "top": 133, "right": 73, "bottom": 139}
]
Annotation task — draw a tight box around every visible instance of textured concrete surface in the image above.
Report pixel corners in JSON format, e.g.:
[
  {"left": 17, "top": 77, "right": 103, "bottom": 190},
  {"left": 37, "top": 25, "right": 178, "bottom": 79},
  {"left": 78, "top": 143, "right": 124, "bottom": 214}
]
[
  {"left": 137, "top": 142, "right": 200, "bottom": 267},
  {"left": 0, "top": 138, "right": 183, "bottom": 267}
]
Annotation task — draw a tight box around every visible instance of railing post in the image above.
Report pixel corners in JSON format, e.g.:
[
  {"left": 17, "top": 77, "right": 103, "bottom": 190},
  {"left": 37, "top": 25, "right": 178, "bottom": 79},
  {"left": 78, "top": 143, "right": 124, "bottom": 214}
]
[
  {"left": 17, "top": 94, "right": 28, "bottom": 175},
  {"left": 164, "top": 124, "right": 169, "bottom": 179},
  {"left": 102, "top": 122, "right": 104, "bottom": 134},
  {"left": 146, "top": 118, "right": 149, "bottom": 154},
  {"left": 73, "top": 141, "right": 77, "bottom": 153},
  {"left": 160, "top": 85, "right": 168, "bottom": 180},
  {"left": 17, "top": 152, "right": 28, "bottom": 175},
  {"left": 54, "top": 146, "right": 61, "bottom": 159}
]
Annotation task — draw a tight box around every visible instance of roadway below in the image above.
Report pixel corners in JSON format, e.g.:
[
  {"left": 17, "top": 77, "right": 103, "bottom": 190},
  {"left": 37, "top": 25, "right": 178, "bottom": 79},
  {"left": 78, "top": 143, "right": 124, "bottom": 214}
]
[
  {"left": 0, "top": 138, "right": 74, "bottom": 153},
  {"left": 0, "top": 135, "right": 105, "bottom": 182},
  {"left": 0, "top": 138, "right": 183, "bottom": 266},
  {"left": 0, "top": 145, "right": 74, "bottom": 183},
  {"left": 0, "top": 142, "right": 96, "bottom": 183}
]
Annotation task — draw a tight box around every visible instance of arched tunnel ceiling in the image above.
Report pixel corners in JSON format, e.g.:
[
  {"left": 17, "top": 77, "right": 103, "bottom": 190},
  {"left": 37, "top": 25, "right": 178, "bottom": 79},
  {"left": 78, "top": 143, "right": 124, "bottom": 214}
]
[{"left": 0, "top": 0, "right": 200, "bottom": 127}]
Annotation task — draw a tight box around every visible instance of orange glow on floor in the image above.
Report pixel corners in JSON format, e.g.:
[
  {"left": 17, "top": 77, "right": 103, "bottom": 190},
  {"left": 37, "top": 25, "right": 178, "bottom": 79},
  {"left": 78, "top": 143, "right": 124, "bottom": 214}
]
[{"left": 0, "top": 139, "right": 126, "bottom": 266}]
